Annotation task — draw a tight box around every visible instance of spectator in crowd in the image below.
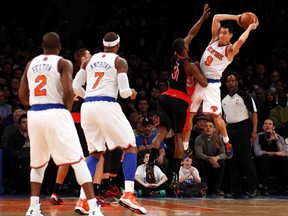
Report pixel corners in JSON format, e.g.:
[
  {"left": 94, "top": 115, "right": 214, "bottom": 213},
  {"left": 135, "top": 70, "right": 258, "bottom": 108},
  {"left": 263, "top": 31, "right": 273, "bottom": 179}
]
[
  {"left": 258, "top": 90, "right": 277, "bottom": 126},
  {"left": 267, "top": 70, "right": 281, "bottom": 92},
  {"left": 194, "top": 121, "right": 226, "bottom": 196},
  {"left": 269, "top": 92, "right": 288, "bottom": 138},
  {"left": 128, "top": 111, "right": 143, "bottom": 137},
  {"left": 178, "top": 156, "right": 207, "bottom": 197},
  {"left": 136, "top": 117, "right": 169, "bottom": 176},
  {"left": 135, "top": 151, "right": 169, "bottom": 197},
  {"left": 274, "top": 80, "right": 288, "bottom": 105},
  {"left": 222, "top": 75, "right": 259, "bottom": 198},
  {"left": 136, "top": 97, "right": 149, "bottom": 118},
  {"left": 5, "top": 113, "right": 29, "bottom": 194},
  {"left": 253, "top": 118, "right": 288, "bottom": 195},
  {"left": 147, "top": 86, "right": 160, "bottom": 113},
  {"left": 0, "top": 89, "right": 12, "bottom": 124},
  {"left": 189, "top": 114, "right": 209, "bottom": 166}
]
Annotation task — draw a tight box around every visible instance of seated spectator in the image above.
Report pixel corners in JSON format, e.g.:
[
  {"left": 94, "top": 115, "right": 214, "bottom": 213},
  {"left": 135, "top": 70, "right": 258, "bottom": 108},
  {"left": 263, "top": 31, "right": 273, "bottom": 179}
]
[
  {"left": 135, "top": 152, "right": 169, "bottom": 197},
  {"left": 257, "top": 90, "right": 277, "bottom": 126},
  {"left": 269, "top": 92, "right": 288, "bottom": 138},
  {"left": 136, "top": 117, "right": 169, "bottom": 176},
  {"left": 253, "top": 118, "right": 288, "bottom": 196},
  {"left": 5, "top": 113, "right": 30, "bottom": 194},
  {"left": 128, "top": 111, "right": 143, "bottom": 137},
  {"left": 178, "top": 156, "right": 207, "bottom": 197},
  {"left": 1, "top": 108, "right": 26, "bottom": 149},
  {"left": 0, "top": 88, "right": 12, "bottom": 124},
  {"left": 194, "top": 121, "right": 226, "bottom": 196},
  {"left": 189, "top": 114, "right": 209, "bottom": 168}
]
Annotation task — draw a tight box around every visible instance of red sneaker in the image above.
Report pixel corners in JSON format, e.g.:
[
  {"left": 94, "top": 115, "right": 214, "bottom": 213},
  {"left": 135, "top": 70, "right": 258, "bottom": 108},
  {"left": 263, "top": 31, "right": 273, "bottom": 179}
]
[
  {"left": 96, "top": 194, "right": 111, "bottom": 207},
  {"left": 109, "top": 185, "right": 122, "bottom": 199},
  {"left": 50, "top": 193, "right": 63, "bottom": 205},
  {"left": 119, "top": 192, "right": 147, "bottom": 214},
  {"left": 75, "top": 198, "right": 89, "bottom": 215}
]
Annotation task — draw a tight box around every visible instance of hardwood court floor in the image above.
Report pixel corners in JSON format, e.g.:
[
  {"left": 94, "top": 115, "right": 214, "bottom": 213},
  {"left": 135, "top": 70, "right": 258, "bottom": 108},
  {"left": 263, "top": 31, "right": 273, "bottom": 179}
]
[{"left": 1, "top": 195, "right": 288, "bottom": 216}]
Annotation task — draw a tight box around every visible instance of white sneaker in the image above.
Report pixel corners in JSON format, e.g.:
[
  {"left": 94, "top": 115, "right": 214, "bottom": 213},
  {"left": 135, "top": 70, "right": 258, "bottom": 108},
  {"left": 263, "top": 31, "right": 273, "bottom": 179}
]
[
  {"left": 89, "top": 205, "right": 104, "bottom": 216},
  {"left": 26, "top": 203, "right": 44, "bottom": 216}
]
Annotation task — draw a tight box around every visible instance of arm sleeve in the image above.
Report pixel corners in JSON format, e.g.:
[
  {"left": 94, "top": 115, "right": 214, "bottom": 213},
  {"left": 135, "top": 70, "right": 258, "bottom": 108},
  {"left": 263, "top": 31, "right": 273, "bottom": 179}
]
[
  {"left": 72, "top": 69, "right": 87, "bottom": 98},
  {"left": 117, "top": 73, "right": 132, "bottom": 98}
]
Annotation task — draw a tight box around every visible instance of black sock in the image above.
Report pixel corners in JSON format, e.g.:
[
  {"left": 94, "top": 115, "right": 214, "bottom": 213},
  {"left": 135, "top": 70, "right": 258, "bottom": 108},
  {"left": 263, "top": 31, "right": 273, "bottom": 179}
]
[
  {"left": 102, "top": 178, "right": 110, "bottom": 191},
  {"left": 109, "top": 177, "right": 116, "bottom": 187},
  {"left": 93, "top": 183, "right": 101, "bottom": 196},
  {"left": 53, "top": 183, "right": 62, "bottom": 194},
  {"left": 173, "top": 158, "right": 182, "bottom": 174}
]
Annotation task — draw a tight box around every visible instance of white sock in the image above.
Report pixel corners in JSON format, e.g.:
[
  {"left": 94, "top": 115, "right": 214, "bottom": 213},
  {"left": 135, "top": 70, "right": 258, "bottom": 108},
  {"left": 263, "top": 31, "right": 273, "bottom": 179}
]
[
  {"left": 30, "top": 196, "right": 40, "bottom": 207},
  {"left": 223, "top": 136, "right": 229, "bottom": 143},
  {"left": 183, "top": 142, "right": 189, "bottom": 150},
  {"left": 87, "top": 198, "right": 98, "bottom": 209},
  {"left": 124, "top": 180, "right": 134, "bottom": 193},
  {"left": 80, "top": 187, "right": 86, "bottom": 199}
]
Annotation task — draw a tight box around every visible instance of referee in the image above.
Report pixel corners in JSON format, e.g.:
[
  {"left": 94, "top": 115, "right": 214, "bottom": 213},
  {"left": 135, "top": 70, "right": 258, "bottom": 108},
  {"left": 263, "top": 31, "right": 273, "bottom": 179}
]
[{"left": 222, "top": 75, "right": 259, "bottom": 198}]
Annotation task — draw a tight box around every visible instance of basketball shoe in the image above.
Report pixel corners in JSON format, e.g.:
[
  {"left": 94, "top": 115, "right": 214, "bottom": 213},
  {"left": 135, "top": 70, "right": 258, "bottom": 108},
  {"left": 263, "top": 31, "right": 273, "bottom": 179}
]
[
  {"left": 89, "top": 205, "right": 104, "bottom": 216},
  {"left": 50, "top": 193, "right": 63, "bottom": 205},
  {"left": 75, "top": 198, "right": 89, "bottom": 215},
  {"left": 119, "top": 192, "right": 147, "bottom": 214},
  {"left": 169, "top": 172, "right": 179, "bottom": 190},
  {"left": 225, "top": 141, "right": 233, "bottom": 159},
  {"left": 26, "top": 203, "right": 44, "bottom": 216}
]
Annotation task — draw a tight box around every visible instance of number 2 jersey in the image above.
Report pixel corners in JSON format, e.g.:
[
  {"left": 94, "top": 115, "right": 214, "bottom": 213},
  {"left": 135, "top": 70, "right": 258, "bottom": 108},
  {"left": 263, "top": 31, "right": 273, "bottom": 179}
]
[{"left": 27, "top": 55, "right": 65, "bottom": 106}]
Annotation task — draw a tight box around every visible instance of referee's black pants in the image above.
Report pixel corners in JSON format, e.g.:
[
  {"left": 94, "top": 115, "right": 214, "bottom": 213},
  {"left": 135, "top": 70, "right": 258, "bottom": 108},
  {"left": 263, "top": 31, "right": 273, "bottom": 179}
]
[{"left": 227, "top": 119, "right": 259, "bottom": 194}]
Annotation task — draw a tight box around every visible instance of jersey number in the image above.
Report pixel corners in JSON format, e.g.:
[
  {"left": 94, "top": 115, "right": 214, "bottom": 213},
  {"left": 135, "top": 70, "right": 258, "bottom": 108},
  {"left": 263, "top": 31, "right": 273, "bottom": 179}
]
[
  {"left": 34, "top": 75, "right": 47, "bottom": 96},
  {"left": 204, "top": 55, "right": 213, "bottom": 66},
  {"left": 92, "top": 72, "right": 104, "bottom": 89}
]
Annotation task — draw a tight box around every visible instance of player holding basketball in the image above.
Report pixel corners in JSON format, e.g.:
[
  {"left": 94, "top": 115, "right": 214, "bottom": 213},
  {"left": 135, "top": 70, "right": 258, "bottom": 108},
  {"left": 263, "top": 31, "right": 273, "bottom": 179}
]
[
  {"left": 184, "top": 13, "right": 259, "bottom": 159},
  {"left": 19, "top": 32, "right": 102, "bottom": 216}
]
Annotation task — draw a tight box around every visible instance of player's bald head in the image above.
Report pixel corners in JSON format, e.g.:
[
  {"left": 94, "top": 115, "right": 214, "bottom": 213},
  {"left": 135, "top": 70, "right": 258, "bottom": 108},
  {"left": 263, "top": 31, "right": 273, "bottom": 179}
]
[{"left": 42, "top": 32, "right": 61, "bottom": 49}]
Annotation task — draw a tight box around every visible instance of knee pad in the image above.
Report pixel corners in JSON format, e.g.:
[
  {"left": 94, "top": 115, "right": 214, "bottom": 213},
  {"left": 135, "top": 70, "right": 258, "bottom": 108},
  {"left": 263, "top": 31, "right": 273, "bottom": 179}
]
[
  {"left": 71, "top": 160, "right": 92, "bottom": 185},
  {"left": 30, "top": 164, "right": 48, "bottom": 183}
]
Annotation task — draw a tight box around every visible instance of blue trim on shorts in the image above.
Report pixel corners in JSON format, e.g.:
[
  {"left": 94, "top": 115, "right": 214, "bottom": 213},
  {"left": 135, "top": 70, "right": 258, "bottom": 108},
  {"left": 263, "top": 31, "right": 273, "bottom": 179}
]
[
  {"left": 84, "top": 96, "right": 116, "bottom": 103},
  {"left": 30, "top": 104, "right": 65, "bottom": 111},
  {"left": 207, "top": 78, "right": 220, "bottom": 83}
]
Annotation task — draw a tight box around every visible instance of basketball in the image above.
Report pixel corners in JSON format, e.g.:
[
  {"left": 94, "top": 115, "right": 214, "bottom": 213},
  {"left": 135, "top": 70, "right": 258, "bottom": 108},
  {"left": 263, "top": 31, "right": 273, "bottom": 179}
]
[{"left": 239, "top": 12, "right": 258, "bottom": 29}]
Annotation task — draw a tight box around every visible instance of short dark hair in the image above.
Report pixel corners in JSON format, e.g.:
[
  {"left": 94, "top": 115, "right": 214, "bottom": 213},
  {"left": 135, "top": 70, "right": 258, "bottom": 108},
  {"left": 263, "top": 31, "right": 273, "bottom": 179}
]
[
  {"left": 221, "top": 22, "right": 234, "bottom": 34},
  {"left": 18, "top": 113, "right": 27, "bottom": 124},
  {"left": 172, "top": 38, "right": 185, "bottom": 53}
]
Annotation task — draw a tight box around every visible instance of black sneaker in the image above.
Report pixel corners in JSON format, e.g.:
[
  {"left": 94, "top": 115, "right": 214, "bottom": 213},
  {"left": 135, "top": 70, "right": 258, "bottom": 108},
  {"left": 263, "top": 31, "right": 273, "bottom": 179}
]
[
  {"left": 183, "top": 146, "right": 193, "bottom": 159},
  {"left": 248, "top": 189, "right": 259, "bottom": 198},
  {"left": 169, "top": 172, "right": 179, "bottom": 190}
]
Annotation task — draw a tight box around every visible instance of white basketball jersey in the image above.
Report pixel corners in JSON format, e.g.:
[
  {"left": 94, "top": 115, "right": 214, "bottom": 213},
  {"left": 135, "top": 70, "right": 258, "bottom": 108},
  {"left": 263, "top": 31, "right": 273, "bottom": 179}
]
[
  {"left": 27, "top": 55, "right": 64, "bottom": 105},
  {"left": 85, "top": 52, "right": 119, "bottom": 99},
  {"left": 200, "top": 40, "right": 232, "bottom": 79}
]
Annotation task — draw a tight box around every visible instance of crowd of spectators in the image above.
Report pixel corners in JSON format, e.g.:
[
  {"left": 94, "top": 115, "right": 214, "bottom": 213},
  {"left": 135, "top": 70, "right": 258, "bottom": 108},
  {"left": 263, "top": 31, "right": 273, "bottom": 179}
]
[{"left": 0, "top": 0, "right": 287, "bottom": 196}]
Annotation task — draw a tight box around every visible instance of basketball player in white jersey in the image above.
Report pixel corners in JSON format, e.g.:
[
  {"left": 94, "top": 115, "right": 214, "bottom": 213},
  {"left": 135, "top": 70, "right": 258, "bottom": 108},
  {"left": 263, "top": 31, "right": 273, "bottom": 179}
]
[
  {"left": 19, "top": 32, "right": 103, "bottom": 216},
  {"left": 73, "top": 32, "right": 146, "bottom": 214},
  {"left": 184, "top": 14, "right": 259, "bottom": 159}
]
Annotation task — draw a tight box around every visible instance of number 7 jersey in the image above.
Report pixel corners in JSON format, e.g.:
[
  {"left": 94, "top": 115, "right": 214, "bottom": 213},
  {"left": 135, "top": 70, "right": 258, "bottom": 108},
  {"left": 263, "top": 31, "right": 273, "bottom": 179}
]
[
  {"left": 27, "top": 54, "right": 64, "bottom": 105},
  {"left": 84, "top": 52, "right": 119, "bottom": 99}
]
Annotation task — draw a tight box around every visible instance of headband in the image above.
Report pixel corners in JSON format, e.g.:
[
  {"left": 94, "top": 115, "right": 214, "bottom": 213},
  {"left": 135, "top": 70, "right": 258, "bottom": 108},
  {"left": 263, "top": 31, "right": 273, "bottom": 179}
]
[{"left": 103, "top": 35, "right": 120, "bottom": 47}]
